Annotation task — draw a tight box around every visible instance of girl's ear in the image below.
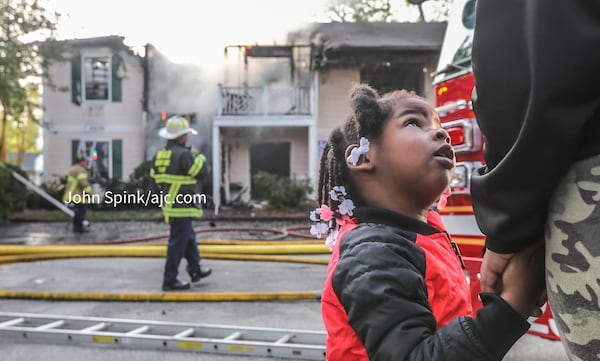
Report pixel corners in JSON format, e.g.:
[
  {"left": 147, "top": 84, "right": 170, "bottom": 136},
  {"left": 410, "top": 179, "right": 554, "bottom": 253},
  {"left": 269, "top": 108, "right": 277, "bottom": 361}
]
[{"left": 345, "top": 144, "right": 375, "bottom": 171}]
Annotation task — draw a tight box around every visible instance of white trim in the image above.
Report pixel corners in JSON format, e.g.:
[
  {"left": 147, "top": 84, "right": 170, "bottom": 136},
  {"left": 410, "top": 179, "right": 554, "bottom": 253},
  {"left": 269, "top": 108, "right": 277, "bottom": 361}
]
[
  {"left": 214, "top": 116, "right": 315, "bottom": 128},
  {"left": 212, "top": 124, "right": 221, "bottom": 214},
  {"left": 50, "top": 124, "right": 141, "bottom": 133},
  {"left": 309, "top": 71, "right": 319, "bottom": 198},
  {"left": 308, "top": 124, "right": 317, "bottom": 200},
  {"left": 440, "top": 214, "right": 484, "bottom": 236}
]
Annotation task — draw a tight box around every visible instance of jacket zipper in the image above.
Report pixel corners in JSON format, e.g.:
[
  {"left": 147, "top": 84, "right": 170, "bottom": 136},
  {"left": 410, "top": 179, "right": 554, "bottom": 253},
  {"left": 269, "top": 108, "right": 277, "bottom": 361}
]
[{"left": 444, "top": 231, "right": 466, "bottom": 269}]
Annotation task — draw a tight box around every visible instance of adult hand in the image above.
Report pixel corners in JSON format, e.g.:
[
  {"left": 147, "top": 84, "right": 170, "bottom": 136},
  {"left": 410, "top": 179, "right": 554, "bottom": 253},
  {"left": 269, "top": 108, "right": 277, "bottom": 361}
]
[
  {"left": 480, "top": 248, "right": 513, "bottom": 294},
  {"left": 499, "top": 242, "right": 547, "bottom": 318}
]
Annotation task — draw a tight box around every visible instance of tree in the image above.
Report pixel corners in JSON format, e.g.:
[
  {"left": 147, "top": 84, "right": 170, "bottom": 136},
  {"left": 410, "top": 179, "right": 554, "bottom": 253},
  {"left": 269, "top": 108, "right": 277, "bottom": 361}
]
[
  {"left": 327, "top": 0, "right": 450, "bottom": 23},
  {"left": 327, "top": 0, "right": 393, "bottom": 22},
  {"left": 6, "top": 83, "right": 41, "bottom": 166},
  {"left": 0, "top": 0, "right": 61, "bottom": 162}
]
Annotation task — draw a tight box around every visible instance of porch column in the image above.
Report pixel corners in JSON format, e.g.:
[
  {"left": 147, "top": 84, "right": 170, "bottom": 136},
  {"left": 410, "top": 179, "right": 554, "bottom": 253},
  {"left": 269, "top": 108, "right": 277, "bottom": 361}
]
[
  {"left": 212, "top": 124, "right": 220, "bottom": 214},
  {"left": 308, "top": 123, "right": 317, "bottom": 200}
]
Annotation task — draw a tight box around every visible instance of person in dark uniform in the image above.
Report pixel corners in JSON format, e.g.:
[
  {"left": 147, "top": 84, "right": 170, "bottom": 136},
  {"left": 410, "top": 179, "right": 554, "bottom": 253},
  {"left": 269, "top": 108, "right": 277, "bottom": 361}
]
[
  {"left": 151, "top": 115, "right": 211, "bottom": 291},
  {"left": 471, "top": 1, "right": 600, "bottom": 359}
]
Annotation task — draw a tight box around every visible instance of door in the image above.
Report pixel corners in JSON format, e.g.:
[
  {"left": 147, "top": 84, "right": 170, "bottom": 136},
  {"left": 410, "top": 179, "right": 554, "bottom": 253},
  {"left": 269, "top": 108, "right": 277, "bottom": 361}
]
[{"left": 249, "top": 142, "right": 290, "bottom": 199}]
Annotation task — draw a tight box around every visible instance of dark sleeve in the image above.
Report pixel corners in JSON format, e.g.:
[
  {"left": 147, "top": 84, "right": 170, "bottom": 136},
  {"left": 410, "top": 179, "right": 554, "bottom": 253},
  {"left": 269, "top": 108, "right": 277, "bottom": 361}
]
[
  {"left": 178, "top": 151, "right": 195, "bottom": 176},
  {"left": 470, "top": 0, "right": 600, "bottom": 253},
  {"left": 333, "top": 231, "right": 529, "bottom": 361},
  {"left": 182, "top": 152, "right": 210, "bottom": 180},
  {"left": 194, "top": 154, "right": 210, "bottom": 180}
]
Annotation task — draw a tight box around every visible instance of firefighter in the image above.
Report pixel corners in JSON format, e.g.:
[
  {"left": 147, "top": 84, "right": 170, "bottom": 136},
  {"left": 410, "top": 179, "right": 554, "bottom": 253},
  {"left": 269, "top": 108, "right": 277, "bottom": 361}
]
[
  {"left": 151, "top": 115, "right": 212, "bottom": 291},
  {"left": 63, "top": 152, "right": 92, "bottom": 233}
]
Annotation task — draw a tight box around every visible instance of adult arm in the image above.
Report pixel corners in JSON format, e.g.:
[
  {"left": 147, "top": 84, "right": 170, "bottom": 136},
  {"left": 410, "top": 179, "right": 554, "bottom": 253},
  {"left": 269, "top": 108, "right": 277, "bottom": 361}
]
[
  {"left": 470, "top": 0, "right": 600, "bottom": 253},
  {"left": 78, "top": 168, "right": 92, "bottom": 193},
  {"left": 180, "top": 150, "right": 210, "bottom": 180}
]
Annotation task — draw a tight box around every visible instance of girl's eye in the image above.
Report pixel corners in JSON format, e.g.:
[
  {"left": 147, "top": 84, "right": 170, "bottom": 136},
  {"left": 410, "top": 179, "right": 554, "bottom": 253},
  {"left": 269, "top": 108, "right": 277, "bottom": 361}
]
[{"left": 405, "top": 119, "right": 421, "bottom": 127}]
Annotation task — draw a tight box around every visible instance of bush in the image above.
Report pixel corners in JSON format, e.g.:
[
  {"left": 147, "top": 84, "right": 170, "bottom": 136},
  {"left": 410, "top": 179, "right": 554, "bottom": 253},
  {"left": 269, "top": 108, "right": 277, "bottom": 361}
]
[
  {"left": 123, "top": 160, "right": 159, "bottom": 195},
  {"left": 25, "top": 175, "right": 67, "bottom": 210},
  {"left": 0, "top": 163, "right": 28, "bottom": 223},
  {"left": 252, "top": 171, "right": 275, "bottom": 200},
  {"left": 252, "top": 171, "right": 312, "bottom": 211},
  {"left": 97, "top": 160, "right": 161, "bottom": 210}
]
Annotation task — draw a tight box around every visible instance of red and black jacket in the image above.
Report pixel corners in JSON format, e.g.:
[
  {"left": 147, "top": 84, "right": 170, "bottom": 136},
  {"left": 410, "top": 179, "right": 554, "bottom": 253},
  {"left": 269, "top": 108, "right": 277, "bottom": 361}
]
[{"left": 321, "top": 207, "right": 529, "bottom": 361}]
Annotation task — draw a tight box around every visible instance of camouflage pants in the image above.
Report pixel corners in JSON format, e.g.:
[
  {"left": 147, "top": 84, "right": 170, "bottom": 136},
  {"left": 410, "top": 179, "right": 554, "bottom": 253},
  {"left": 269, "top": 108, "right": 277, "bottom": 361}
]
[{"left": 546, "top": 154, "right": 600, "bottom": 361}]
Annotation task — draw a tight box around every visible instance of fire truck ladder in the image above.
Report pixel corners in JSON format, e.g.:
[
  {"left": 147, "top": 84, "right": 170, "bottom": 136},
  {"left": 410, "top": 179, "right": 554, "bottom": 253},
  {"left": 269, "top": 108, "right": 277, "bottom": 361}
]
[{"left": 0, "top": 312, "right": 326, "bottom": 360}]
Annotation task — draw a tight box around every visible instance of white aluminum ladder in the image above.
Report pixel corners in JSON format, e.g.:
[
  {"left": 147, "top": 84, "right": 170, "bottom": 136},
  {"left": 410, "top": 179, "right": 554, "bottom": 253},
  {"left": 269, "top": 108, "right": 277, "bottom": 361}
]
[{"left": 0, "top": 312, "right": 326, "bottom": 360}]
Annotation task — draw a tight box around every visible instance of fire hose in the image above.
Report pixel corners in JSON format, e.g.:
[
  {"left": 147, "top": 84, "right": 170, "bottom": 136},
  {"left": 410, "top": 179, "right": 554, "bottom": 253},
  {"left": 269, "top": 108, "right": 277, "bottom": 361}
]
[{"left": 0, "top": 226, "right": 330, "bottom": 302}]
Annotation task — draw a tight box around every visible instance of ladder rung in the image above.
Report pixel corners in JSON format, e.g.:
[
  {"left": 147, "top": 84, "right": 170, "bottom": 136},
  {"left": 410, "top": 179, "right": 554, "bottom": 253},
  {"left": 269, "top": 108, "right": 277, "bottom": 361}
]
[
  {"left": 81, "top": 322, "right": 107, "bottom": 332},
  {"left": 36, "top": 320, "right": 65, "bottom": 330},
  {"left": 173, "top": 328, "right": 195, "bottom": 338},
  {"left": 275, "top": 334, "right": 292, "bottom": 344},
  {"left": 126, "top": 325, "right": 150, "bottom": 335},
  {"left": 0, "top": 318, "right": 25, "bottom": 327},
  {"left": 0, "top": 312, "right": 326, "bottom": 360},
  {"left": 223, "top": 331, "right": 242, "bottom": 340}
]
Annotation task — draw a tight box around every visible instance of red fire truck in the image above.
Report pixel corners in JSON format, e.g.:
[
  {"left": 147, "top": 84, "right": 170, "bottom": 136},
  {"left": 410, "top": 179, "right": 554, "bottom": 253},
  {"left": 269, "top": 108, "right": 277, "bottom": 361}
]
[{"left": 433, "top": 0, "right": 559, "bottom": 341}]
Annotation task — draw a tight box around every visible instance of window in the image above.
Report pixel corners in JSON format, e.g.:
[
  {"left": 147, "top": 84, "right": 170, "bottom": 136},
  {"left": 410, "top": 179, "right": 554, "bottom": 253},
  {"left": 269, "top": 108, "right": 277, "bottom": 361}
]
[
  {"left": 72, "top": 139, "right": 119, "bottom": 182},
  {"left": 361, "top": 63, "right": 424, "bottom": 95},
  {"left": 71, "top": 55, "right": 122, "bottom": 104},
  {"left": 83, "top": 56, "right": 111, "bottom": 101}
]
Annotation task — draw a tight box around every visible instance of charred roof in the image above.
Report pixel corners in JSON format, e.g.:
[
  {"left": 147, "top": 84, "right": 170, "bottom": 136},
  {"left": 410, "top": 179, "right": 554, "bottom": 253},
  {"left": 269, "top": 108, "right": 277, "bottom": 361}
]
[
  {"left": 310, "top": 22, "right": 446, "bottom": 52},
  {"left": 59, "top": 35, "right": 139, "bottom": 58},
  {"left": 305, "top": 22, "right": 447, "bottom": 68}
]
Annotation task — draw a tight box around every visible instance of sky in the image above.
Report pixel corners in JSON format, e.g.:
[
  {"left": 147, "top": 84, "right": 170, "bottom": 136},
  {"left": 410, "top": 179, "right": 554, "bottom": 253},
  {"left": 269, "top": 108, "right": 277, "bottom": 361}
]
[{"left": 46, "top": 0, "right": 332, "bottom": 65}]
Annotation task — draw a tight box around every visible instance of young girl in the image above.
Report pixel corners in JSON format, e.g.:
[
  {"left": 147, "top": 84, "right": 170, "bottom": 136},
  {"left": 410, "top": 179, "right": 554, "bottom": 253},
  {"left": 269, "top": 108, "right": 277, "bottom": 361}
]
[{"left": 312, "top": 84, "right": 546, "bottom": 361}]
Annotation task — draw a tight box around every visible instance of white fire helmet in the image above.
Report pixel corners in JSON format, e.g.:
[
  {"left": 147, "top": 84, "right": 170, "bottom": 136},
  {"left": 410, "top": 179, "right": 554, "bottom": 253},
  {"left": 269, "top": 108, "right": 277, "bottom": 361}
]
[{"left": 158, "top": 115, "right": 198, "bottom": 140}]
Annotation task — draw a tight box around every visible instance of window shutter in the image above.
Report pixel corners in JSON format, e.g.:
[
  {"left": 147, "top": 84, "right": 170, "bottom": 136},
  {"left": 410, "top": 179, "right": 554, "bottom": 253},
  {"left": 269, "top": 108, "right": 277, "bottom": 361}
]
[
  {"left": 71, "top": 57, "right": 81, "bottom": 105},
  {"left": 111, "top": 56, "right": 122, "bottom": 102},
  {"left": 112, "top": 139, "right": 123, "bottom": 180},
  {"left": 71, "top": 140, "right": 78, "bottom": 164}
]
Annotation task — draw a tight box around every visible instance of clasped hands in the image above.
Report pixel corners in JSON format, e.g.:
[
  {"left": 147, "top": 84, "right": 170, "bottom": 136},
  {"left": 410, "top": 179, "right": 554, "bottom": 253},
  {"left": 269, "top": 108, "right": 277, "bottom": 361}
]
[{"left": 480, "top": 241, "right": 547, "bottom": 319}]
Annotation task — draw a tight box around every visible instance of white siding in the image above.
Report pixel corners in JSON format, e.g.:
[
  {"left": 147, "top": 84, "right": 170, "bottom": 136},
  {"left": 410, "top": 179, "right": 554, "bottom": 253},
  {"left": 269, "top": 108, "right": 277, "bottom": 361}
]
[
  {"left": 315, "top": 67, "right": 360, "bottom": 166},
  {"left": 43, "top": 47, "right": 145, "bottom": 182}
]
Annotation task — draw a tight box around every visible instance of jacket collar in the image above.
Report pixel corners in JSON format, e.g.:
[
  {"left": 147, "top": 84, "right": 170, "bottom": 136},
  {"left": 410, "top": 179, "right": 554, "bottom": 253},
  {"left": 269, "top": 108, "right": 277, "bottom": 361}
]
[
  {"left": 353, "top": 207, "right": 442, "bottom": 236},
  {"left": 166, "top": 140, "right": 188, "bottom": 150}
]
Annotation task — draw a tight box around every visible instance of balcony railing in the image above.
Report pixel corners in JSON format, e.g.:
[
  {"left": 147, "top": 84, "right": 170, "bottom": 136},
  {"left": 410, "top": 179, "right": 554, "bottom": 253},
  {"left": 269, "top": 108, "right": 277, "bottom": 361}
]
[{"left": 217, "top": 84, "right": 311, "bottom": 116}]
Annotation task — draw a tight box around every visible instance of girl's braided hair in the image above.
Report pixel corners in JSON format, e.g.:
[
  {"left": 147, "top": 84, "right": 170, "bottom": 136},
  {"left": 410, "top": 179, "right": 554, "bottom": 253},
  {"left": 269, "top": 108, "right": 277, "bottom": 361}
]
[{"left": 317, "top": 83, "right": 422, "bottom": 209}]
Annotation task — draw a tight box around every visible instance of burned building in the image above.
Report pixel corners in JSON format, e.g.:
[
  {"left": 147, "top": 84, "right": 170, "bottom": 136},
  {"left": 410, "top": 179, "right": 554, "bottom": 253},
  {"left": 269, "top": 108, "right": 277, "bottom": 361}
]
[{"left": 212, "top": 21, "right": 446, "bottom": 211}]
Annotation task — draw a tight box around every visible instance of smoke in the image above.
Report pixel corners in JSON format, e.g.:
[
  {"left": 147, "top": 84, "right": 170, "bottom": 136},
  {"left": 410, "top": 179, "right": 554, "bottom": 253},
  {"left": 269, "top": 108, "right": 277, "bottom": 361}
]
[{"left": 145, "top": 44, "right": 222, "bottom": 161}]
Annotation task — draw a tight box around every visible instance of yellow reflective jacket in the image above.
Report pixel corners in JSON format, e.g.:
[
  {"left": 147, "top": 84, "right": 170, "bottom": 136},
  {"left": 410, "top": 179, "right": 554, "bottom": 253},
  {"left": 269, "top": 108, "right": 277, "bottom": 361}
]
[
  {"left": 62, "top": 162, "right": 92, "bottom": 204},
  {"left": 150, "top": 141, "right": 210, "bottom": 222}
]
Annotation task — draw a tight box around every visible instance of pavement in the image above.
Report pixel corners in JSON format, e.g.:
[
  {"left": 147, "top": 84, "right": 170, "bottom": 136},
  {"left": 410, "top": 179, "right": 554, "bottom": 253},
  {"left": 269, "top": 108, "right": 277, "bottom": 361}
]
[{"left": 0, "top": 219, "right": 569, "bottom": 361}]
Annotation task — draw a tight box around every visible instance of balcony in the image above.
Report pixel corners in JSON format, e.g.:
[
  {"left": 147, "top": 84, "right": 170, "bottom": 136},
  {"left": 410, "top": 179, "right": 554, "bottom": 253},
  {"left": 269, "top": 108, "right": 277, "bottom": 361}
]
[{"left": 217, "top": 84, "right": 311, "bottom": 116}]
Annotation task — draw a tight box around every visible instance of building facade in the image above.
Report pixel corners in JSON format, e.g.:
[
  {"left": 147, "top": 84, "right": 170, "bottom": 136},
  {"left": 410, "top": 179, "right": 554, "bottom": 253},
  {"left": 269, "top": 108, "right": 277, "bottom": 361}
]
[
  {"left": 42, "top": 36, "right": 145, "bottom": 184},
  {"left": 212, "top": 22, "right": 446, "bottom": 211},
  {"left": 41, "top": 23, "right": 446, "bottom": 213}
]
